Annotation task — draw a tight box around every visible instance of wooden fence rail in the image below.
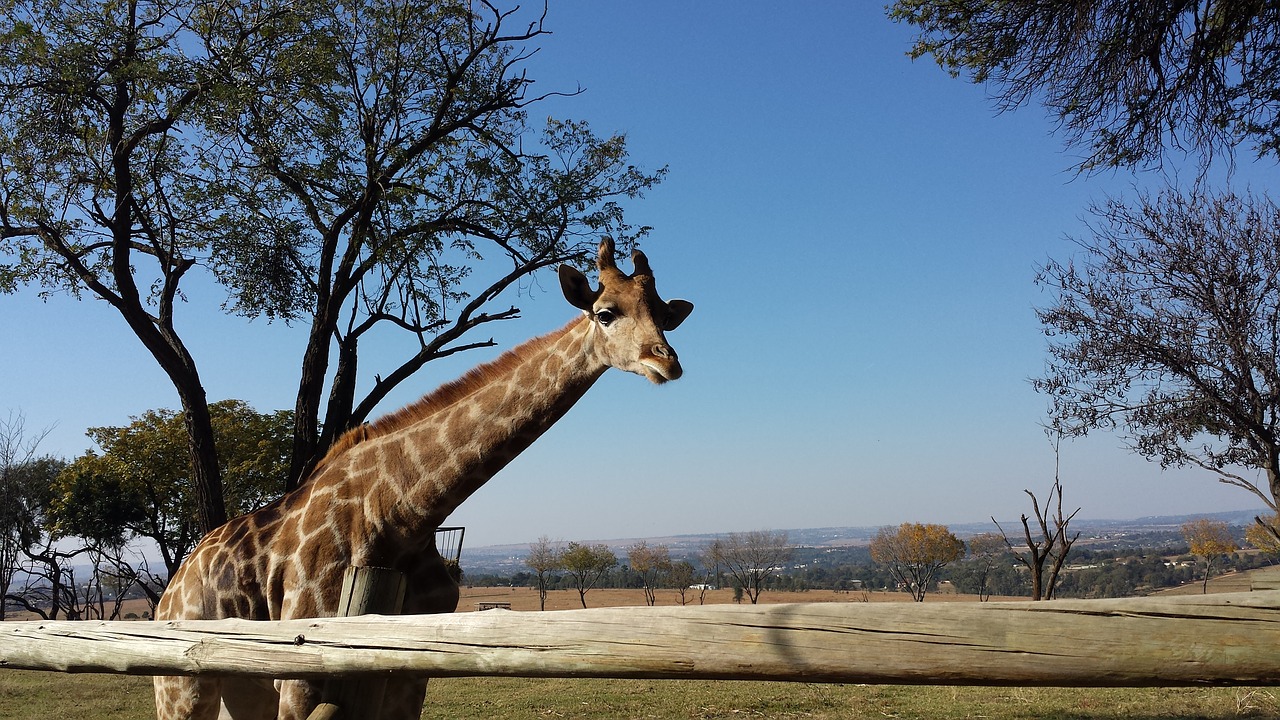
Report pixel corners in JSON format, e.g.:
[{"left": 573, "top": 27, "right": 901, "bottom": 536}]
[{"left": 3, "top": 591, "right": 1280, "bottom": 687}]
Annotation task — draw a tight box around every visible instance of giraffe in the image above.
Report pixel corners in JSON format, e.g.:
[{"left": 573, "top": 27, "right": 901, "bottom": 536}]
[{"left": 152, "top": 238, "right": 692, "bottom": 720}]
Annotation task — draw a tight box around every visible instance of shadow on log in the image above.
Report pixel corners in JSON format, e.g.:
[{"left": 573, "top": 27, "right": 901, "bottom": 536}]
[
  {"left": 3, "top": 591, "right": 1280, "bottom": 687},
  {"left": 308, "top": 566, "right": 406, "bottom": 720}
]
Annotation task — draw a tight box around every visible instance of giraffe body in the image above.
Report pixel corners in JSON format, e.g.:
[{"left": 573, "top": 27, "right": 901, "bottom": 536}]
[{"left": 153, "top": 240, "right": 692, "bottom": 719}]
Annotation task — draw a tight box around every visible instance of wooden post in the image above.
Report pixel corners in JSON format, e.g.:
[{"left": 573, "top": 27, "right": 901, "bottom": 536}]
[{"left": 306, "top": 566, "right": 406, "bottom": 720}]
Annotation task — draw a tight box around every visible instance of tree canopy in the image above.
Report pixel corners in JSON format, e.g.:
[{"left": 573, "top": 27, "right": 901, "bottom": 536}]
[
  {"left": 890, "top": 0, "right": 1280, "bottom": 170},
  {"left": 0, "top": 0, "right": 663, "bottom": 535},
  {"left": 558, "top": 542, "right": 616, "bottom": 609},
  {"left": 1035, "top": 188, "right": 1280, "bottom": 532},
  {"left": 0, "top": 413, "right": 61, "bottom": 616},
  {"left": 705, "top": 530, "right": 793, "bottom": 604},
  {"left": 525, "top": 535, "right": 561, "bottom": 611},
  {"left": 55, "top": 400, "right": 291, "bottom": 579},
  {"left": 626, "top": 541, "right": 671, "bottom": 607},
  {"left": 869, "top": 522, "right": 964, "bottom": 602},
  {"left": 890, "top": 3, "right": 1280, "bottom": 540},
  {"left": 1181, "top": 517, "right": 1239, "bottom": 593},
  {"left": 963, "top": 532, "right": 1008, "bottom": 602}
]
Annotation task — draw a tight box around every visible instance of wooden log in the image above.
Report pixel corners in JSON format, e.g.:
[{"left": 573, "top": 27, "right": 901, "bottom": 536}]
[
  {"left": 309, "top": 566, "right": 406, "bottom": 720},
  {"left": 3, "top": 591, "right": 1280, "bottom": 686}
]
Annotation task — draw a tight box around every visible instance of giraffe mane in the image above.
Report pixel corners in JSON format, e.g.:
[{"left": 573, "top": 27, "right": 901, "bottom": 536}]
[{"left": 302, "top": 317, "right": 584, "bottom": 484}]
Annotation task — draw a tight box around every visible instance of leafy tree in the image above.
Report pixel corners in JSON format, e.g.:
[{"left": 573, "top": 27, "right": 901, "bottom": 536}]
[
  {"left": 0, "top": 0, "right": 663, "bottom": 536},
  {"left": 705, "top": 531, "right": 792, "bottom": 604},
  {"left": 1182, "top": 518, "right": 1238, "bottom": 593},
  {"left": 1246, "top": 513, "right": 1280, "bottom": 557},
  {"left": 667, "top": 560, "right": 697, "bottom": 606},
  {"left": 0, "top": 412, "right": 59, "bottom": 619},
  {"left": 700, "top": 539, "right": 724, "bottom": 596},
  {"left": 1034, "top": 188, "right": 1280, "bottom": 542},
  {"left": 558, "top": 542, "right": 617, "bottom": 609},
  {"left": 889, "top": 0, "right": 1280, "bottom": 171},
  {"left": 964, "top": 532, "right": 1009, "bottom": 602},
  {"left": 0, "top": 1, "right": 263, "bottom": 533},
  {"left": 49, "top": 456, "right": 147, "bottom": 546},
  {"left": 869, "top": 523, "right": 964, "bottom": 602},
  {"left": 626, "top": 541, "right": 671, "bottom": 607},
  {"left": 524, "top": 535, "right": 561, "bottom": 612},
  {"left": 890, "top": 3, "right": 1280, "bottom": 544},
  {"left": 56, "top": 400, "right": 291, "bottom": 582},
  {"left": 206, "top": 2, "right": 666, "bottom": 490},
  {"left": 0, "top": 417, "right": 147, "bottom": 620}
]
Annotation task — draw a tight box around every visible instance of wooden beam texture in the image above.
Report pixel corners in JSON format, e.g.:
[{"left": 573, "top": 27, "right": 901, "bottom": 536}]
[{"left": 3, "top": 592, "right": 1280, "bottom": 686}]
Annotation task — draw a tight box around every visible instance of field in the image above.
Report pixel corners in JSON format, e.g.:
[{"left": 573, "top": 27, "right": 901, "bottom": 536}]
[{"left": 4, "top": 584, "right": 1280, "bottom": 719}]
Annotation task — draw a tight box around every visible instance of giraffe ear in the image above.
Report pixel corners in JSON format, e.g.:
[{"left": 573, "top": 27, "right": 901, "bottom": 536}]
[
  {"left": 664, "top": 299, "right": 694, "bottom": 331},
  {"left": 559, "top": 264, "right": 598, "bottom": 312}
]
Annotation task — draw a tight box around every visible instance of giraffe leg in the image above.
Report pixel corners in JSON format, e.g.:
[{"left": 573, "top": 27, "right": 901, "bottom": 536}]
[
  {"left": 153, "top": 676, "right": 222, "bottom": 720},
  {"left": 275, "top": 678, "right": 324, "bottom": 720},
  {"left": 378, "top": 678, "right": 430, "bottom": 720},
  {"left": 217, "top": 677, "right": 279, "bottom": 720}
]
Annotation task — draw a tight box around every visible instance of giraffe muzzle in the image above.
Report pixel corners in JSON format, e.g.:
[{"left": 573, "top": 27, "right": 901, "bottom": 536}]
[{"left": 641, "top": 344, "right": 682, "bottom": 383}]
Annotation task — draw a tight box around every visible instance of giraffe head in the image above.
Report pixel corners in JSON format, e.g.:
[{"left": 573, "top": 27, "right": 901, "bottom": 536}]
[{"left": 558, "top": 237, "right": 694, "bottom": 383}]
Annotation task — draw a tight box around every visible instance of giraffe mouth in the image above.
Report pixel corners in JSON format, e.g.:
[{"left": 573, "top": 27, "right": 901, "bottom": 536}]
[{"left": 641, "top": 358, "right": 683, "bottom": 384}]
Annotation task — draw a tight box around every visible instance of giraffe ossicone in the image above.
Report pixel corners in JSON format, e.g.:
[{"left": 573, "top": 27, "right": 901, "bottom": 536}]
[{"left": 153, "top": 237, "right": 693, "bottom": 720}]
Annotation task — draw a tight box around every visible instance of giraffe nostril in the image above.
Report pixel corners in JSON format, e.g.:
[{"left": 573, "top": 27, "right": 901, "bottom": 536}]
[{"left": 652, "top": 344, "right": 675, "bottom": 359}]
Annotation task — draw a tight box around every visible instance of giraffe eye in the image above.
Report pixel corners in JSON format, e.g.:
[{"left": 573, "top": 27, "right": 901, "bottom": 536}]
[{"left": 595, "top": 309, "right": 617, "bottom": 327}]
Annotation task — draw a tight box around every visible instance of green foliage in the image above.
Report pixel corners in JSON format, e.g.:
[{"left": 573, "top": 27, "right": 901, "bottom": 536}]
[
  {"left": 0, "top": 454, "right": 62, "bottom": 549},
  {"left": 0, "top": 0, "right": 230, "bottom": 296},
  {"left": 559, "top": 541, "right": 618, "bottom": 608},
  {"left": 49, "top": 454, "right": 147, "bottom": 545},
  {"left": 189, "top": 0, "right": 669, "bottom": 483},
  {"left": 0, "top": 0, "right": 666, "bottom": 519},
  {"left": 55, "top": 400, "right": 291, "bottom": 577}
]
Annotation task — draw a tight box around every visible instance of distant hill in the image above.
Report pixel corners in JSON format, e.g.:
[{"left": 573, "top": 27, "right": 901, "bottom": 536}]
[{"left": 457, "top": 509, "right": 1269, "bottom": 576}]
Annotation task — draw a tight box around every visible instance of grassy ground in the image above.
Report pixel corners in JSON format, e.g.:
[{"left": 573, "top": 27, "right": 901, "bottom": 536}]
[
  {"left": 2, "top": 672, "right": 1278, "bottom": 720},
  {"left": 420, "top": 679, "right": 1280, "bottom": 720},
  {"left": 0, "top": 671, "right": 154, "bottom": 720}
]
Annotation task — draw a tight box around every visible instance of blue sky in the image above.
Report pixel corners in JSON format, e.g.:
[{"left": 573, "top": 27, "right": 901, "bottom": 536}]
[{"left": 4, "top": 3, "right": 1277, "bottom": 548}]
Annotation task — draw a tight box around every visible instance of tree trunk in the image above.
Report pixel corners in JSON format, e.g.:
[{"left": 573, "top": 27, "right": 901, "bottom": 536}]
[
  {"left": 1266, "top": 448, "right": 1280, "bottom": 513},
  {"left": 99, "top": 64, "right": 226, "bottom": 534},
  {"left": 104, "top": 294, "right": 226, "bottom": 536},
  {"left": 289, "top": 324, "right": 333, "bottom": 491},
  {"left": 177, "top": 384, "right": 226, "bottom": 535},
  {"left": 319, "top": 336, "right": 361, "bottom": 456}
]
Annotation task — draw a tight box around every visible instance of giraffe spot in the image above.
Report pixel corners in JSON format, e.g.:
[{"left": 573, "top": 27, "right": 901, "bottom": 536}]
[{"left": 299, "top": 501, "right": 329, "bottom": 538}]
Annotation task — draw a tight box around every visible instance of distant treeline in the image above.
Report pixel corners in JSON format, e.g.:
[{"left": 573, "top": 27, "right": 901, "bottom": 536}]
[{"left": 462, "top": 530, "right": 1277, "bottom": 600}]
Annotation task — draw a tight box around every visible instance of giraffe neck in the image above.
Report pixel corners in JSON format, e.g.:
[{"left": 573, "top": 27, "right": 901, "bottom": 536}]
[{"left": 315, "top": 315, "right": 605, "bottom": 556}]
